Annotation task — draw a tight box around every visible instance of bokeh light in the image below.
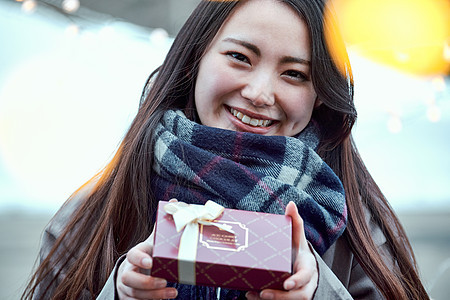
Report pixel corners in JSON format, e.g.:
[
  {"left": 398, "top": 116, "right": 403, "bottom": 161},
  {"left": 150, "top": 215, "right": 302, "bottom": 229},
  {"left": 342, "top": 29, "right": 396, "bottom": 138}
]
[
  {"left": 62, "top": 0, "right": 80, "bottom": 13},
  {"left": 21, "top": 0, "right": 37, "bottom": 14},
  {"left": 325, "top": 0, "right": 450, "bottom": 75}
]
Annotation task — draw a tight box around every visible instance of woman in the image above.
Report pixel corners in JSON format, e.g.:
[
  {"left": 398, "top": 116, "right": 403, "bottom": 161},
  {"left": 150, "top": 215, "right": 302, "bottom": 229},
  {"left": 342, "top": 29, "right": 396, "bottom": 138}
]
[{"left": 23, "top": 0, "right": 429, "bottom": 299}]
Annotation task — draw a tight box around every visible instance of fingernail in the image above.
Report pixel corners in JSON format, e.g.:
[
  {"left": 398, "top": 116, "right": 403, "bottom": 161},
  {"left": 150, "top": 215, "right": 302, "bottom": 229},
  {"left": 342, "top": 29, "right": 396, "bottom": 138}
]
[
  {"left": 284, "top": 279, "right": 295, "bottom": 290},
  {"left": 260, "top": 291, "right": 274, "bottom": 299},
  {"left": 142, "top": 257, "right": 152, "bottom": 268},
  {"left": 165, "top": 289, "right": 177, "bottom": 298},
  {"left": 154, "top": 278, "right": 167, "bottom": 288},
  {"left": 245, "top": 291, "right": 257, "bottom": 300}
]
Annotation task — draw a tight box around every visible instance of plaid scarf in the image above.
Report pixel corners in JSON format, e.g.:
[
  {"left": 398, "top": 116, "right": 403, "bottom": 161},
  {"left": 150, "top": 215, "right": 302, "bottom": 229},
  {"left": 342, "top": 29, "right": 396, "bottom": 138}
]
[{"left": 152, "top": 110, "right": 347, "bottom": 255}]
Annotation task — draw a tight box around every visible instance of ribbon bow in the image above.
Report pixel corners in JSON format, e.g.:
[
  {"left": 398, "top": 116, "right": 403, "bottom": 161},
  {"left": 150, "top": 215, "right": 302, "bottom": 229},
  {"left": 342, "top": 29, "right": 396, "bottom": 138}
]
[{"left": 164, "top": 200, "right": 234, "bottom": 285}]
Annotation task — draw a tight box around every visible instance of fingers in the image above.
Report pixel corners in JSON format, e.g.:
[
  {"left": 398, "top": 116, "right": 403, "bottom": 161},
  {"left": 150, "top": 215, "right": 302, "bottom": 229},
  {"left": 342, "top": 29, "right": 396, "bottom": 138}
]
[
  {"left": 126, "top": 242, "right": 153, "bottom": 270},
  {"left": 245, "top": 283, "right": 317, "bottom": 300},
  {"left": 246, "top": 291, "right": 261, "bottom": 299},
  {"left": 118, "top": 251, "right": 178, "bottom": 299},
  {"left": 119, "top": 284, "right": 177, "bottom": 299},
  {"left": 287, "top": 245, "right": 318, "bottom": 286},
  {"left": 285, "top": 201, "right": 308, "bottom": 251},
  {"left": 255, "top": 201, "right": 317, "bottom": 300},
  {"left": 118, "top": 222, "right": 179, "bottom": 300},
  {"left": 246, "top": 263, "right": 318, "bottom": 300},
  {"left": 245, "top": 271, "right": 318, "bottom": 299},
  {"left": 121, "top": 269, "right": 166, "bottom": 290}
]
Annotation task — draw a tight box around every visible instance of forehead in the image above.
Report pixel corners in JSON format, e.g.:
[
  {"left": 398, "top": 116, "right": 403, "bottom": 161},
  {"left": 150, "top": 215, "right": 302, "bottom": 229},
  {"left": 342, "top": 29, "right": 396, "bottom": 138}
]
[{"left": 213, "top": 0, "right": 310, "bottom": 54}]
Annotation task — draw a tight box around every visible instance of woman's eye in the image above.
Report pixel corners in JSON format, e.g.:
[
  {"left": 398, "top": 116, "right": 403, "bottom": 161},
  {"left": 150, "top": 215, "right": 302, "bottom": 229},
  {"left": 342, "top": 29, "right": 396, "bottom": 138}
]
[
  {"left": 283, "top": 70, "right": 308, "bottom": 82},
  {"left": 227, "top": 52, "right": 250, "bottom": 64}
]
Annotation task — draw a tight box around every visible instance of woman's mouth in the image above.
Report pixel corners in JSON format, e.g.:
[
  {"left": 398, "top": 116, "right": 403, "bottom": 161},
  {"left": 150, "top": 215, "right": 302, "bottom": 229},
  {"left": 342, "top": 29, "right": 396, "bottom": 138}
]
[{"left": 229, "top": 107, "right": 273, "bottom": 127}]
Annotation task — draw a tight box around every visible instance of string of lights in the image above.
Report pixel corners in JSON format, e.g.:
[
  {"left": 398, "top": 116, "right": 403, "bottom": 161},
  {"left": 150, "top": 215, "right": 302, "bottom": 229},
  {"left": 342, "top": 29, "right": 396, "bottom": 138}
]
[{"left": 11, "top": 0, "right": 170, "bottom": 44}]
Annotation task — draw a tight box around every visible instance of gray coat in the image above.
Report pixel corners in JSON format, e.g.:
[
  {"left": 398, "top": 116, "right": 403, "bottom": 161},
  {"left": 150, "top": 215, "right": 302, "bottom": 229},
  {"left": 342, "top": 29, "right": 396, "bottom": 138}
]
[{"left": 36, "top": 185, "right": 388, "bottom": 299}]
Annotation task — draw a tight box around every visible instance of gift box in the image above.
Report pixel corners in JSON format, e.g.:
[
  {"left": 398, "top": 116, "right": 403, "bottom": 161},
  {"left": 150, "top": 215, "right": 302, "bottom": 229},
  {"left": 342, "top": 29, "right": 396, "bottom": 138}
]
[{"left": 151, "top": 200, "right": 292, "bottom": 291}]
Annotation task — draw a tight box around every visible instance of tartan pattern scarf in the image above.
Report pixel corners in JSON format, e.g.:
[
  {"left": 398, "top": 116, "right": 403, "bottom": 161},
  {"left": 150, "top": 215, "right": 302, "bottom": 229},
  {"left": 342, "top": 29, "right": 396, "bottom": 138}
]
[{"left": 152, "top": 110, "right": 347, "bottom": 255}]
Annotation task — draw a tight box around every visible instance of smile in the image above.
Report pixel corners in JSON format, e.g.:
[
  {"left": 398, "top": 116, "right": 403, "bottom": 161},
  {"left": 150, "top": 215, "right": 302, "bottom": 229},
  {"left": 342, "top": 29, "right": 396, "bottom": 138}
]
[{"left": 229, "top": 107, "right": 273, "bottom": 127}]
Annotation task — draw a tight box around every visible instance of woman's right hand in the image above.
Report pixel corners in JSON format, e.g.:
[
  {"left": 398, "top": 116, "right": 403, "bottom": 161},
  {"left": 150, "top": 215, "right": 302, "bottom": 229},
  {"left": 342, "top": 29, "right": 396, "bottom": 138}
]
[{"left": 117, "top": 231, "right": 178, "bottom": 299}]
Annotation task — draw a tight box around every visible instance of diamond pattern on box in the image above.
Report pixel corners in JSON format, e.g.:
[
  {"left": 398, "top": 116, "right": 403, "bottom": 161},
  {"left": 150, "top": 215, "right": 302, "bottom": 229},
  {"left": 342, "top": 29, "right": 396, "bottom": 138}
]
[{"left": 151, "top": 201, "right": 292, "bottom": 291}]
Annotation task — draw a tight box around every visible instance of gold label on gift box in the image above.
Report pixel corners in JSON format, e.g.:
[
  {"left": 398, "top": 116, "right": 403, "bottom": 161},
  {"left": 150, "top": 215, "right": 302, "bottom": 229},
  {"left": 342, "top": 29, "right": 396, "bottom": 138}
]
[{"left": 199, "top": 220, "right": 248, "bottom": 252}]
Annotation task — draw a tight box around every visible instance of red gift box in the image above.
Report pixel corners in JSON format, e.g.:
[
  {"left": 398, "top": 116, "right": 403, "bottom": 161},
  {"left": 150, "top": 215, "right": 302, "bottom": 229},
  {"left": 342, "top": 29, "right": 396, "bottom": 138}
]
[{"left": 151, "top": 201, "right": 292, "bottom": 291}]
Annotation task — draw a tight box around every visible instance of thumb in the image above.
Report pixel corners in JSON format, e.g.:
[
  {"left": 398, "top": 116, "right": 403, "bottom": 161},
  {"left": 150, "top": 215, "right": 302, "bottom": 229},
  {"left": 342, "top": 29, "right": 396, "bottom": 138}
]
[
  {"left": 137, "top": 226, "right": 155, "bottom": 256},
  {"left": 285, "top": 201, "right": 308, "bottom": 252}
]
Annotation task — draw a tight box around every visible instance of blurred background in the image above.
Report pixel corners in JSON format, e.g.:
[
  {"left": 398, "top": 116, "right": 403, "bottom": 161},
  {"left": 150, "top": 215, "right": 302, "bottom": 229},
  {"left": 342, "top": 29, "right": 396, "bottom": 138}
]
[{"left": 0, "top": 0, "right": 449, "bottom": 299}]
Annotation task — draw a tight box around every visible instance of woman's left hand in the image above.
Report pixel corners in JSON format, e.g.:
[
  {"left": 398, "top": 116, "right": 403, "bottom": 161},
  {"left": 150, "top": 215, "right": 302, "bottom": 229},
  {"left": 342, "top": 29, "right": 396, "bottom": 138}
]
[{"left": 246, "top": 201, "right": 318, "bottom": 300}]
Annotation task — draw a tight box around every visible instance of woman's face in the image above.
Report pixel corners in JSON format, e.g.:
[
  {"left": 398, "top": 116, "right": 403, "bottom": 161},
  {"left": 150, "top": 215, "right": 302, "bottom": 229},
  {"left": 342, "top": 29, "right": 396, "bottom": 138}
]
[{"left": 194, "top": 0, "right": 319, "bottom": 136}]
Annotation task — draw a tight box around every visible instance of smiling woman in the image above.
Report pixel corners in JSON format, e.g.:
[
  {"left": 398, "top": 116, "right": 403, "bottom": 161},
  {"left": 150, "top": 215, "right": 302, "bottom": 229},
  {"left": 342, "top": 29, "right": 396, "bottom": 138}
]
[
  {"left": 195, "top": 1, "right": 318, "bottom": 137},
  {"left": 22, "top": 0, "right": 429, "bottom": 300}
]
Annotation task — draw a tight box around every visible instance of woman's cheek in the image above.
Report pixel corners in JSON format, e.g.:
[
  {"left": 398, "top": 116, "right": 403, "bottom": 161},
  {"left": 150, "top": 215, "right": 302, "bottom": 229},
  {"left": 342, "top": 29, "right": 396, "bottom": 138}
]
[{"left": 216, "top": 66, "right": 242, "bottom": 91}]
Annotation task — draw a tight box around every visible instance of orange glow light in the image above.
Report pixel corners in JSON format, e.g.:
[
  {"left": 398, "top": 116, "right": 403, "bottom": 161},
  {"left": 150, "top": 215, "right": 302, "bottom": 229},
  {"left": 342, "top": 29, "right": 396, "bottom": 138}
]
[{"left": 325, "top": 0, "right": 450, "bottom": 75}]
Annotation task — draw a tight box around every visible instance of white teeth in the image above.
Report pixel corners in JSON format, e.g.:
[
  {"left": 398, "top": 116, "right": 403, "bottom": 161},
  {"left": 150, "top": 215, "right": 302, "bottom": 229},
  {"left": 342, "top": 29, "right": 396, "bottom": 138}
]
[
  {"left": 241, "top": 115, "right": 251, "bottom": 124},
  {"left": 249, "top": 118, "right": 259, "bottom": 126},
  {"left": 230, "top": 108, "right": 273, "bottom": 127}
]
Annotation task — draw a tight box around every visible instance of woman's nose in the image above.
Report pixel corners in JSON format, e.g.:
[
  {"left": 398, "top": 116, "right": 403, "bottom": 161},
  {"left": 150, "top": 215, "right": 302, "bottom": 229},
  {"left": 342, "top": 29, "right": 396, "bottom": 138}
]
[{"left": 240, "top": 72, "right": 275, "bottom": 107}]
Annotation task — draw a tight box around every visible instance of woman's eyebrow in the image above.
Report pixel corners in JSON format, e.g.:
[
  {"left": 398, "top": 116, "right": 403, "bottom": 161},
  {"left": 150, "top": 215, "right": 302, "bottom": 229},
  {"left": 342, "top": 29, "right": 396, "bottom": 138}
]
[
  {"left": 223, "top": 37, "right": 261, "bottom": 56},
  {"left": 222, "top": 37, "right": 310, "bottom": 66},
  {"left": 280, "top": 56, "right": 310, "bottom": 66}
]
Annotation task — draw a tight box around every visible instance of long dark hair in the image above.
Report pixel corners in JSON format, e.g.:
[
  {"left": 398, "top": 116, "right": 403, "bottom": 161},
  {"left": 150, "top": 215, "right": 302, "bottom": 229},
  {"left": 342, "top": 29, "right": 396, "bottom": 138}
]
[{"left": 23, "top": 1, "right": 428, "bottom": 299}]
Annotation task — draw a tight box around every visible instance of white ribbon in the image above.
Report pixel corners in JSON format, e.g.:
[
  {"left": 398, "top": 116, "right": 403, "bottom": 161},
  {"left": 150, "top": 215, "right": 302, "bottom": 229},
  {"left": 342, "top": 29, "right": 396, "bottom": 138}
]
[{"left": 164, "top": 201, "right": 234, "bottom": 285}]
